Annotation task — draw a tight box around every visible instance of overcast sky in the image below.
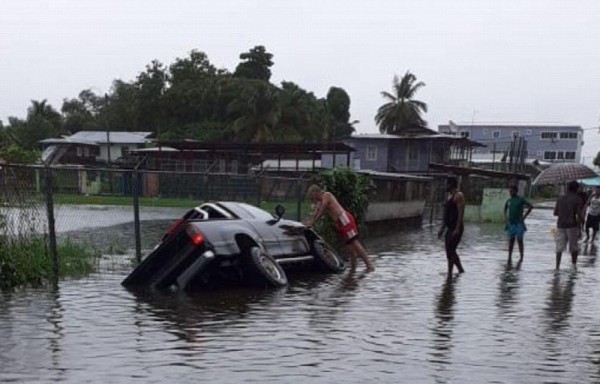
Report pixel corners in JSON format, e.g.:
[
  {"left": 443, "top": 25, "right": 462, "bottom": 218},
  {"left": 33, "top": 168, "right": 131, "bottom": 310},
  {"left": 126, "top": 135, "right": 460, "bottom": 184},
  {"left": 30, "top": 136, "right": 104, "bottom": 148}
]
[{"left": 1, "top": 0, "right": 599, "bottom": 163}]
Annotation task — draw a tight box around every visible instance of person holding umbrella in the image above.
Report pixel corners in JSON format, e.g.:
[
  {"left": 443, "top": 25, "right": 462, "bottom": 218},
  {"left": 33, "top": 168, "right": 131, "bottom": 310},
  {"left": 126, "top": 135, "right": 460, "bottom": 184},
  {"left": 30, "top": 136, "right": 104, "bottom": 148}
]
[{"left": 554, "top": 180, "right": 585, "bottom": 269}]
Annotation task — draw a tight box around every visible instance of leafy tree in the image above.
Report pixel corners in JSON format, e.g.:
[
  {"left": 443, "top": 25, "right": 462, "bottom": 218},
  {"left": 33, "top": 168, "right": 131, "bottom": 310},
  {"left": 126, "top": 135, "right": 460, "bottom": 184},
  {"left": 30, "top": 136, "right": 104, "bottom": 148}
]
[
  {"left": 104, "top": 80, "right": 140, "bottom": 132},
  {"left": 6, "top": 100, "right": 64, "bottom": 150},
  {"left": 234, "top": 45, "right": 274, "bottom": 81},
  {"left": 1, "top": 144, "right": 40, "bottom": 164},
  {"left": 162, "top": 50, "right": 220, "bottom": 129},
  {"left": 325, "top": 87, "right": 355, "bottom": 140},
  {"left": 135, "top": 60, "right": 167, "bottom": 132},
  {"left": 61, "top": 89, "right": 103, "bottom": 132},
  {"left": 375, "top": 71, "right": 428, "bottom": 135},
  {"left": 226, "top": 80, "right": 281, "bottom": 142}
]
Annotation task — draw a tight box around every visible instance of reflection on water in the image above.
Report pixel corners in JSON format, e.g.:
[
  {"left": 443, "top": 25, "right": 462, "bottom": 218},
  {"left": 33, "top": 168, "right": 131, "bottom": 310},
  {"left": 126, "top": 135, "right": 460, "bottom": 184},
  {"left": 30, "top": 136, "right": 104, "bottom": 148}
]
[
  {"left": 3, "top": 208, "right": 600, "bottom": 382},
  {"left": 429, "top": 277, "right": 458, "bottom": 383}
]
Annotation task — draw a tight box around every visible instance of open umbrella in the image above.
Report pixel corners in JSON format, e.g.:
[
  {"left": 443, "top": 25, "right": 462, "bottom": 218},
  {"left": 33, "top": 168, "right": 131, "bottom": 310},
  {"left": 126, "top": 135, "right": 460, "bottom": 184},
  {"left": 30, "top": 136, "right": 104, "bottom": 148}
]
[
  {"left": 532, "top": 163, "right": 598, "bottom": 186},
  {"left": 579, "top": 176, "right": 600, "bottom": 187}
]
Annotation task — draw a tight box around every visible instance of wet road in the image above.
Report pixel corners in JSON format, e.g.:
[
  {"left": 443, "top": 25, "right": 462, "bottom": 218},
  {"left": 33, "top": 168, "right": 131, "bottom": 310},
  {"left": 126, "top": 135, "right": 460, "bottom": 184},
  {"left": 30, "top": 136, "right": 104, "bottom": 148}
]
[{"left": 1, "top": 207, "right": 600, "bottom": 383}]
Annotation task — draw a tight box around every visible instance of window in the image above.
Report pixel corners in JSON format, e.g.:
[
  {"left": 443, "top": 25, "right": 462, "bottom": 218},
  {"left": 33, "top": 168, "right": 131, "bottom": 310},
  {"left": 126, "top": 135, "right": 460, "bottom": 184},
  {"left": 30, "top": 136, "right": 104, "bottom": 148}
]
[
  {"left": 90, "top": 147, "right": 100, "bottom": 156},
  {"left": 218, "top": 159, "right": 226, "bottom": 173},
  {"left": 541, "top": 132, "right": 558, "bottom": 139},
  {"left": 544, "top": 151, "right": 557, "bottom": 160},
  {"left": 565, "top": 151, "right": 576, "bottom": 160},
  {"left": 493, "top": 131, "right": 500, "bottom": 138},
  {"left": 366, "top": 145, "right": 377, "bottom": 161},
  {"left": 460, "top": 131, "right": 470, "bottom": 138},
  {"left": 76, "top": 147, "right": 83, "bottom": 156},
  {"left": 557, "top": 151, "right": 565, "bottom": 160},
  {"left": 482, "top": 128, "right": 489, "bottom": 134},
  {"left": 525, "top": 129, "right": 532, "bottom": 136},
  {"left": 559, "top": 132, "right": 578, "bottom": 139}
]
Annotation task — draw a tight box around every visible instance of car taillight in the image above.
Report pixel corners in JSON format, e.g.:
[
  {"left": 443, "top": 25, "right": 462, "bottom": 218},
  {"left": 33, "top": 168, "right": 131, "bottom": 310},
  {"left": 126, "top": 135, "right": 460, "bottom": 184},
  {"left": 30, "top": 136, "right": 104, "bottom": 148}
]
[{"left": 185, "top": 224, "right": 205, "bottom": 246}]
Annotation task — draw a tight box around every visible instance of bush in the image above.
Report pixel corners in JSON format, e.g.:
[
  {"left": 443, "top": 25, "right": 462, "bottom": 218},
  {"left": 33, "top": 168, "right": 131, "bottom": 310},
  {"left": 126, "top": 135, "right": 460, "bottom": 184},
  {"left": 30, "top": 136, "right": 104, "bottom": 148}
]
[{"left": 310, "top": 168, "right": 372, "bottom": 248}]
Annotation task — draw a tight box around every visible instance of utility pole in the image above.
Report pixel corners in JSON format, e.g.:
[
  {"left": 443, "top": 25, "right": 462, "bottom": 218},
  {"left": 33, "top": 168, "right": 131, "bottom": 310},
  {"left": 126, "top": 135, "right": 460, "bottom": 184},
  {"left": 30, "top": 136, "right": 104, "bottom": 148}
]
[{"left": 105, "top": 94, "right": 113, "bottom": 193}]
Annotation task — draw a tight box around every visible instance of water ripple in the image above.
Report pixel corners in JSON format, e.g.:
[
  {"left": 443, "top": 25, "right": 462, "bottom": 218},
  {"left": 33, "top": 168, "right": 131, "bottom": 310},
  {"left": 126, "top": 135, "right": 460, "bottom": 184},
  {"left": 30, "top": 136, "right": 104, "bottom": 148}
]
[{"left": 2, "top": 208, "right": 600, "bottom": 383}]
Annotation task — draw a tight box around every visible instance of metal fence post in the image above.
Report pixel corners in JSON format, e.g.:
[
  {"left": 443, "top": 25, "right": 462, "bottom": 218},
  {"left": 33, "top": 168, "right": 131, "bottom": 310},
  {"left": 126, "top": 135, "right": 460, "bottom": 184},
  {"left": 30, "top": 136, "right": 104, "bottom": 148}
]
[
  {"left": 132, "top": 169, "right": 142, "bottom": 263},
  {"left": 296, "top": 179, "right": 302, "bottom": 221},
  {"left": 44, "top": 165, "right": 59, "bottom": 282}
]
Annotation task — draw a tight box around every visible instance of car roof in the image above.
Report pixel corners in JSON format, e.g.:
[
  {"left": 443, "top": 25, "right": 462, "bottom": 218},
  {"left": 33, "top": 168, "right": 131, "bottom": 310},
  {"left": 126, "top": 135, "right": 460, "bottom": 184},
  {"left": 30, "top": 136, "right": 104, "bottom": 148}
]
[{"left": 215, "top": 201, "right": 272, "bottom": 220}]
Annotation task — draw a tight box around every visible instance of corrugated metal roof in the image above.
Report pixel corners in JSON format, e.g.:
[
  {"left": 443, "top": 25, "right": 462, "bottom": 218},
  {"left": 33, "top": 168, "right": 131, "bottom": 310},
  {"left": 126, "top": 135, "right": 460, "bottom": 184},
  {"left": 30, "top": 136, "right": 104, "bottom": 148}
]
[{"left": 40, "top": 131, "right": 153, "bottom": 145}]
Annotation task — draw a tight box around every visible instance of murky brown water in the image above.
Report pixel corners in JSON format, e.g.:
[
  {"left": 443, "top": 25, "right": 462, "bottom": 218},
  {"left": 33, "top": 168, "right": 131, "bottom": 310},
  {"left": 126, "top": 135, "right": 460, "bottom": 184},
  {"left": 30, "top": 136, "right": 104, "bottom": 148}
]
[{"left": 2, "top": 207, "right": 600, "bottom": 383}]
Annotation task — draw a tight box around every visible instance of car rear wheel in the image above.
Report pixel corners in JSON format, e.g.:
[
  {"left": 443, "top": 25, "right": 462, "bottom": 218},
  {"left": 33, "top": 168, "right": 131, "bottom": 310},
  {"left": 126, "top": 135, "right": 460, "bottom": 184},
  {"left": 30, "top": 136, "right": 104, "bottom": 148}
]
[
  {"left": 312, "top": 240, "right": 345, "bottom": 273},
  {"left": 249, "top": 247, "right": 288, "bottom": 287}
]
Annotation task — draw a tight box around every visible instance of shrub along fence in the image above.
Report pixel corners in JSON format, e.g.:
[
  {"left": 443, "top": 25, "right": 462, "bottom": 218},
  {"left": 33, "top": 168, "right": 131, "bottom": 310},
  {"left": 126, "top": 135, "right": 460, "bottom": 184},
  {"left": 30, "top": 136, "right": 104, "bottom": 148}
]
[{"left": 0, "top": 163, "right": 314, "bottom": 287}]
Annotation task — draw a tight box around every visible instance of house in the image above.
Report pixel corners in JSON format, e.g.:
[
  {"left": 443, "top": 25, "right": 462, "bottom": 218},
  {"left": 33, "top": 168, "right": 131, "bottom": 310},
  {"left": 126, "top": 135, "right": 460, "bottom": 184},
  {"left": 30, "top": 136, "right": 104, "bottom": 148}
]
[
  {"left": 40, "top": 131, "right": 154, "bottom": 165},
  {"left": 322, "top": 131, "right": 484, "bottom": 174},
  {"left": 438, "top": 123, "right": 584, "bottom": 163},
  {"left": 318, "top": 130, "right": 485, "bottom": 228}
]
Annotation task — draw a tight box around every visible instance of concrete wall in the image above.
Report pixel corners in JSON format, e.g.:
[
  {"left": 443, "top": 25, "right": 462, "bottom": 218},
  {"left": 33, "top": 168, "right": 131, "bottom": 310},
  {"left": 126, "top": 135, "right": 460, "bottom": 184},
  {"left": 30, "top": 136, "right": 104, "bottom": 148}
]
[
  {"left": 365, "top": 200, "right": 426, "bottom": 222},
  {"left": 463, "top": 188, "right": 510, "bottom": 223}
]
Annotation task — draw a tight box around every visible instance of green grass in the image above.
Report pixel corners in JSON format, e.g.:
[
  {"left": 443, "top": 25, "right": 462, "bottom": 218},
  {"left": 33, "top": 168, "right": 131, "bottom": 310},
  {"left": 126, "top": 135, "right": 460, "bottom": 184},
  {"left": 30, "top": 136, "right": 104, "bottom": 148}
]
[
  {"left": 0, "top": 237, "right": 100, "bottom": 291},
  {"left": 53, "top": 193, "right": 313, "bottom": 215},
  {"left": 54, "top": 194, "right": 202, "bottom": 208}
]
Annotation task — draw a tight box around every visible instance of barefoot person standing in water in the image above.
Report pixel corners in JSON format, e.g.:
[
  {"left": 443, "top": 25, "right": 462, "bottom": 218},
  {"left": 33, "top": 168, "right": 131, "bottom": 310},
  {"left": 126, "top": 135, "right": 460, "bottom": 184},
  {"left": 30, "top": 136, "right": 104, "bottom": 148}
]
[
  {"left": 438, "top": 176, "right": 465, "bottom": 277},
  {"left": 504, "top": 185, "right": 533, "bottom": 265},
  {"left": 554, "top": 180, "right": 584, "bottom": 269},
  {"left": 304, "top": 184, "right": 375, "bottom": 273}
]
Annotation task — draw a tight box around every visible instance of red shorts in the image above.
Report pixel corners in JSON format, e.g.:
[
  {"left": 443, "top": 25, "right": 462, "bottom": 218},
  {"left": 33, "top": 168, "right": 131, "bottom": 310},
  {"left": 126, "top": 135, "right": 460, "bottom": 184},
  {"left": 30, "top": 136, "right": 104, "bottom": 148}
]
[{"left": 336, "top": 210, "right": 359, "bottom": 244}]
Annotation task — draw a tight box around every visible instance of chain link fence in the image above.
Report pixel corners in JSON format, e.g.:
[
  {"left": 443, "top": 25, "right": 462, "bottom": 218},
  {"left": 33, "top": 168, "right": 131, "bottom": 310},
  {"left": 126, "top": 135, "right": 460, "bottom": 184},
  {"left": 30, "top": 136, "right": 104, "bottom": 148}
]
[{"left": 1, "top": 163, "right": 314, "bottom": 279}]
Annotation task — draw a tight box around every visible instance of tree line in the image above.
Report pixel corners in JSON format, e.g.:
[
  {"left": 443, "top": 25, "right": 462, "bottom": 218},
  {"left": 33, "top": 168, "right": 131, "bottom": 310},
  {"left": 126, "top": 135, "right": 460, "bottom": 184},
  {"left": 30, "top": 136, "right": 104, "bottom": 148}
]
[{"left": 0, "top": 45, "right": 430, "bottom": 163}]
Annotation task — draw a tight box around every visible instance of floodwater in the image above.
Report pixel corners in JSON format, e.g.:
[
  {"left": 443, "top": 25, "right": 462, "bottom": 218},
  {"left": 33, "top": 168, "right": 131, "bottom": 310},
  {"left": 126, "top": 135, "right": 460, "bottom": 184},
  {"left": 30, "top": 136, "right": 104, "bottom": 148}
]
[{"left": 2, "top": 206, "right": 600, "bottom": 383}]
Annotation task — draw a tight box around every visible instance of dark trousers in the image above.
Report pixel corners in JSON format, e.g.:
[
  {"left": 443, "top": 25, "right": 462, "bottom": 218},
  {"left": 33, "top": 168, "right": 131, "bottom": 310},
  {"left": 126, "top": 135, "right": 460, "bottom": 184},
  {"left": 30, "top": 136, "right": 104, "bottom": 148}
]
[{"left": 445, "top": 228, "right": 463, "bottom": 260}]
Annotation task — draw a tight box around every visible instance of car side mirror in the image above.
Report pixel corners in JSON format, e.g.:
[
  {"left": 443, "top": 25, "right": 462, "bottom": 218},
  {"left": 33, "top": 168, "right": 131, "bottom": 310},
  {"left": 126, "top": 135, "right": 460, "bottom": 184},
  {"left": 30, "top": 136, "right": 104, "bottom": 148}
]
[{"left": 274, "top": 204, "right": 285, "bottom": 219}]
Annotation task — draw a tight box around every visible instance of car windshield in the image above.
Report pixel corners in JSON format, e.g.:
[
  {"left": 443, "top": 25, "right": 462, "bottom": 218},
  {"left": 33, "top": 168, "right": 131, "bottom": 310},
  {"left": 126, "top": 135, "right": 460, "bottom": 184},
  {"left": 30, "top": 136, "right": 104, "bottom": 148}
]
[{"left": 235, "top": 204, "right": 274, "bottom": 221}]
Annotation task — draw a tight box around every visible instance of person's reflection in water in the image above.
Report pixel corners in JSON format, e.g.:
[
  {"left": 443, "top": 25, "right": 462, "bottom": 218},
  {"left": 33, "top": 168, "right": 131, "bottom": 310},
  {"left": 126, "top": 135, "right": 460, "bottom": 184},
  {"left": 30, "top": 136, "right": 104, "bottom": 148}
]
[
  {"left": 582, "top": 243, "right": 598, "bottom": 267},
  {"left": 307, "top": 272, "right": 367, "bottom": 328},
  {"left": 545, "top": 272, "right": 577, "bottom": 335},
  {"left": 429, "top": 276, "right": 458, "bottom": 383},
  {"left": 496, "top": 264, "right": 521, "bottom": 318}
]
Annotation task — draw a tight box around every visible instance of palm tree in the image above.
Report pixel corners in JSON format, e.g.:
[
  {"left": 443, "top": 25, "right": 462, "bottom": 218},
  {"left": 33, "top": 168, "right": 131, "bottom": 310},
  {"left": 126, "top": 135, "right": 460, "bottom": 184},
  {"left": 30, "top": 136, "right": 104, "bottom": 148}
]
[
  {"left": 375, "top": 72, "right": 428, "bottom": 135},
  {"left": 227, "top": 80, "right": 281, "bottom": 143}
]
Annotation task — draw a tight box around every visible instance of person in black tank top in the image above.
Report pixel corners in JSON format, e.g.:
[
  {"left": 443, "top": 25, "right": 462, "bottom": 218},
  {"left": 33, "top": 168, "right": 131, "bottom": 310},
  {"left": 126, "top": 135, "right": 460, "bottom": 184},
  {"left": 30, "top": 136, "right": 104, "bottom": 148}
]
[{"left": 438, "top": 176, "right": 465, "bottom": 277}]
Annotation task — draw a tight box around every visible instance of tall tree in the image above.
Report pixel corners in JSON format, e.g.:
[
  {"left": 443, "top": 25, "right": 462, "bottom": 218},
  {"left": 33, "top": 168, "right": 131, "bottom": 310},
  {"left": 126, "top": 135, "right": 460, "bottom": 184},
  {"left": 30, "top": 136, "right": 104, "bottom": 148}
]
[
  {"left": 6, "top": 100, "right": 64, "bottom": 149},
  {"left": 61, "top": 89, "right": 103, "bottom": 132},
  {"left": 375, "top": 71, "right": 428, "bottom": 135},
  {"left": 162, "top": 50, "right": 219, "bottom": 129},
  {"left": 135, "top": 60, "right": 167, "bottom": 132},
  {"left": 234, "top": 46, "right": 274, "bottom": 81},
  {"left": 227, "top": 80, "right": 281, "bottom": 142},
  {"left": 325, "top": 86, "right": 355, "bottom": 139}
]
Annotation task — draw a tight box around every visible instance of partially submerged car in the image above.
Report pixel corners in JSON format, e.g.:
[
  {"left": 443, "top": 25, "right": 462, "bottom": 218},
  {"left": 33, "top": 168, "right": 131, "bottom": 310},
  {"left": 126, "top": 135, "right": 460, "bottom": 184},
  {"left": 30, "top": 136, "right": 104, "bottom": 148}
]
[{"left": 122, "top": 201, "right": 345, "bottom": 291}]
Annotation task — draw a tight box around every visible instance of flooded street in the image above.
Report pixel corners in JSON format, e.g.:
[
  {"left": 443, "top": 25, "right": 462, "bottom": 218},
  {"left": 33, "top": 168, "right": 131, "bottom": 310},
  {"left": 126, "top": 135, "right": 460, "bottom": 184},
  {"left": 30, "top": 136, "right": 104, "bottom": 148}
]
[{"left": 2, "top": 206, "right": 600, "bottom": 383}]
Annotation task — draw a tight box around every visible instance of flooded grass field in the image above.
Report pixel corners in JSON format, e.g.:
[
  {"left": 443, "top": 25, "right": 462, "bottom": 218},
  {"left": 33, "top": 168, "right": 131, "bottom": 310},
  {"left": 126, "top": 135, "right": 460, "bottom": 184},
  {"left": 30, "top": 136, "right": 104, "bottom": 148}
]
[{"left": 1, "top": 207, "right": 600, "bottom": 383}]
